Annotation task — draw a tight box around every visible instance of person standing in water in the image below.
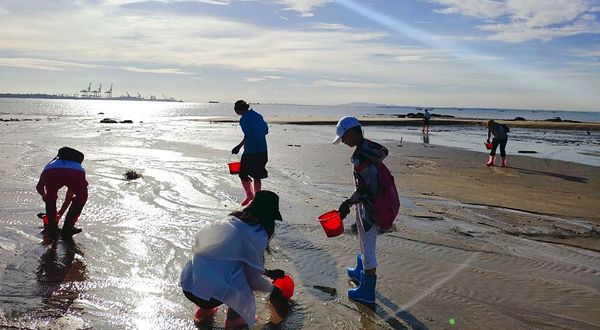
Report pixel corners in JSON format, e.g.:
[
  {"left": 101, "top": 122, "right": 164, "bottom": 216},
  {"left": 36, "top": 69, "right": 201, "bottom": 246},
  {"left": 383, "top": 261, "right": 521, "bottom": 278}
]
[
  {"left": 232, "top": 100, "right": 269, "bottom": 206},
  {"left": 334, "top": 116, "right": 389, "bottom": 304},
  {"left": 485, "top": 119, "right": 509, "bottom": 167},
  {"left": 422, "top": 108, "right": 431, "bottom": 133},
  {"left": 36, "top": 147, "right": 88, "bottom": 240}
]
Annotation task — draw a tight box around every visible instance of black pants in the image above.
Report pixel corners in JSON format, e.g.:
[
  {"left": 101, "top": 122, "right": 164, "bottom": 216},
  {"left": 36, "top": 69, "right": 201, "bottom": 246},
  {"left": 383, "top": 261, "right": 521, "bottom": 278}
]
[
  {"left": 490, "top": 137, "right": 508, "bottom": 157},
  {"left": 183, "top": 291, "right": 242, "bottom": 318},
  {"left": 183, "top": 290, "right": 223, "bottom": 309},
  {"left": 239, "top": 151, "right": 268, "bottom": 182}
]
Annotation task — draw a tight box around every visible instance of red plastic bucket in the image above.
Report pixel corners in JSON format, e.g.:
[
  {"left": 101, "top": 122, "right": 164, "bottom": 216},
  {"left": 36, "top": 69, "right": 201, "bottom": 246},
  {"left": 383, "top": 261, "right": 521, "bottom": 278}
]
[
  {"left": 42, "top": 214, "right": 59, "bottom": 227},
  {"left": 318, "top": 210, "right": 344, "bottom": 237},
  {"left": 228, "top": 162, "right": 241, "bottom": 174},
  {"left": 273, "top": 275, "right": 294, "bottom": 299},
  {"left": 485, "top": 142, "right": 493, "bottom": 150},
  {"left": 227, "top": 154, "right": 241, "bottom": 174}
]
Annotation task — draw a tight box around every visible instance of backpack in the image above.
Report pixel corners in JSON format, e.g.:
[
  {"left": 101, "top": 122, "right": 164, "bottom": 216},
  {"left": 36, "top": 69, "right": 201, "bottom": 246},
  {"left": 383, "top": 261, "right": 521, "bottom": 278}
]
[
  {"left": 500, "top": 124, "right": 510, "bottom": 133},
  {"left": 57, "top": 147, "right": 84, "bottom": 164},
  {"left": 371, "top": 161, "right": 400, "bottom": 230}
]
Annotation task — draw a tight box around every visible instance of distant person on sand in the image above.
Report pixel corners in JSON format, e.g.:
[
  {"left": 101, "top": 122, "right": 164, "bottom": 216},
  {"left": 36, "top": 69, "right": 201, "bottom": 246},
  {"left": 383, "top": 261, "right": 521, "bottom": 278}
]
[
  {"left": 36, "top": 147, "right": 88, "bottom": 240},
  {"left": 180, "top": 191, "right": 289, "bottom": 328},
  {"left": 333, "top": 116, "right": 389, "bottom": 304},
  {"left": 486, "top": 120, "right": 509, "bottom": 167},
  {"left": 231, "top": 100, "right": 269, "bottom": 206},
  {"left": 422, "top": 108, "right": 431, "bottom": 133}
]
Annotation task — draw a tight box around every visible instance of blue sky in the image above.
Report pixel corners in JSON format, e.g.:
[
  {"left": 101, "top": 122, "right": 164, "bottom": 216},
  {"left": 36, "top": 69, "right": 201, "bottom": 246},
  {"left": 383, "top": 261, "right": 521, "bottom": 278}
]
[{"left": 1, "top": 0, "right": 599, "bottom": 110}]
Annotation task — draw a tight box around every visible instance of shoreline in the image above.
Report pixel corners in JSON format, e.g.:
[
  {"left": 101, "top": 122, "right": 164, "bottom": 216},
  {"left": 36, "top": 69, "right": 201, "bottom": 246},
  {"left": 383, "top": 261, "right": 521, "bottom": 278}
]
[{"left": 208, "top": 116, "right": 600, "bottom": 131}]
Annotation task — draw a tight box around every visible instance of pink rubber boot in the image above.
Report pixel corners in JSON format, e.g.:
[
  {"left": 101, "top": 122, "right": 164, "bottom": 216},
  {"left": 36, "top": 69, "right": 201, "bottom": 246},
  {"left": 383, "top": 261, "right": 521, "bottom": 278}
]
[
  {"left": 241, "top": 180, "right": 254, "bottom": 206},
  {"left": 193, "top": 307, "right": 218, "bottom": 323},
  {"left": 253, "top": 179, "right": 262, "bottom": 194},
  {"left": 500, "top": 157, "right": 507, "bottom": 167},
  {"left": 485, "top": 155, "right": 496, "bottom": 167}
]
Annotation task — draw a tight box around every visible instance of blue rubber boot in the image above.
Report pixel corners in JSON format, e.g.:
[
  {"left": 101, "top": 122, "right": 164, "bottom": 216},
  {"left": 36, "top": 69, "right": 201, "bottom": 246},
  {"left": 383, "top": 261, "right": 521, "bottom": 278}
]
[
  {"left": 347, "top": 253, "right": 363, "bottom": 283},
  {"left": 348, "top": 270, "right": 376, "bottom": 304}
]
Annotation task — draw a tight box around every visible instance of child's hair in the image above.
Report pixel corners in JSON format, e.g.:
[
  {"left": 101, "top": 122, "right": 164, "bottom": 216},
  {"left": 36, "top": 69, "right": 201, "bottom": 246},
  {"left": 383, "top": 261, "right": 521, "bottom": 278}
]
[{"left": 234, "top": 100, "right": 250, "bottom": 112}]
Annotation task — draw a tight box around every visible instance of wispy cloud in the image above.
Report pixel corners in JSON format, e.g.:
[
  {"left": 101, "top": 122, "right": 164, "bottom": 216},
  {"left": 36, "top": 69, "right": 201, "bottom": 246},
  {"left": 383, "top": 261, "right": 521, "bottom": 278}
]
[
  {"left": 118, "top": 66, "right": 192, "bottom": 74},
  {"left": 0, "top": 57, "right": 193, "bottom": 75},
  {"left": 426, "top": 0, "right": 600, "bottom": 43},
  {"left": 311, "top": 79, "right": 399, "bottom": 89},
  {"left": 0, "top": 57, "right": 103, "bottom": 71},
  {"left": 274, "top": 0, "right": 333, "bottom": 17},
  {"left": 246, "top": 75, "right": 284, "bottom": 82}
]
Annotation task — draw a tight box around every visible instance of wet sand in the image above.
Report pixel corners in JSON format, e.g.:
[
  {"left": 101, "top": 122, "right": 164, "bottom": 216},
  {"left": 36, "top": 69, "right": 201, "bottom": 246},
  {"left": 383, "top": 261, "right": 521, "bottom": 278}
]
[
  {"left": 0, "top": 117, "right": 599, "bottom": 329},
  {"left": 209, "top": 116, "right": 600, "bottom": 131}
]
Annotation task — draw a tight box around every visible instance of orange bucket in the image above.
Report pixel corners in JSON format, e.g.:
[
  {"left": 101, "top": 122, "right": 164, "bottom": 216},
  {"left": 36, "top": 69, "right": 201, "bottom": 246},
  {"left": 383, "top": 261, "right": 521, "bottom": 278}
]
[
  {"left": 318, "top": 210, "right": 344, "bottom": 237},
  {"left": 227, "top": 155, "right": 241, "bottom": 174}
]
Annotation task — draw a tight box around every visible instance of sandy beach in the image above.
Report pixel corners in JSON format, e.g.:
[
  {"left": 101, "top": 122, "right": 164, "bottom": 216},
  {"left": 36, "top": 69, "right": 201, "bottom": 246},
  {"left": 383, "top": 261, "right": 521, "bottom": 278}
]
[{"left": 0, "top": 115, "right": 599, "bottom": 329}]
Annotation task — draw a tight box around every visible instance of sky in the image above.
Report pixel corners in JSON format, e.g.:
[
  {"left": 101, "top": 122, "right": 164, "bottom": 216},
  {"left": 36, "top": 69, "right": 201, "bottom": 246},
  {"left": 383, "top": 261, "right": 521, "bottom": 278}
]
[{"left": 1, "top": 0, "right": 600, "bottom": 111}]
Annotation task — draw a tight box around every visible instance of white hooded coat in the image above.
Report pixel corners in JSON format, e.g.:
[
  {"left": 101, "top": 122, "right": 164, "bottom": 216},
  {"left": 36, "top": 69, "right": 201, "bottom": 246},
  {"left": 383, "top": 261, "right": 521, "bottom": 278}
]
[{"left": 180, "top": 217, "right": 272, "bottom": 327}]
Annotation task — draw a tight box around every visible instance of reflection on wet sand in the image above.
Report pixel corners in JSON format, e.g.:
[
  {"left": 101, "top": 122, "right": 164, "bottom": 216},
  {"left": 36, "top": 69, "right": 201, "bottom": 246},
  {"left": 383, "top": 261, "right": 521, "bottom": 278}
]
[
  {"left": 0, "top": 232, "right": 87, "bottom": 328},
  {"left": 36, "top": 235, "right": 87, "bottom": 311}
]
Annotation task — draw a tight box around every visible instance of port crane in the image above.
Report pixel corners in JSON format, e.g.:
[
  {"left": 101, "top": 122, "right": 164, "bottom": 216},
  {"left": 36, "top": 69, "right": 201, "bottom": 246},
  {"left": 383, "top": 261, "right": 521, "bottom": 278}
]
[
  {"left": 104, "top": 84, "right": 113, "bottom": 98},
  {"left": 80, "top": 83, "right": 91, "bottom": 98},
  {"left": 92, "top": 83, "right": 102, "bottom": 98}
]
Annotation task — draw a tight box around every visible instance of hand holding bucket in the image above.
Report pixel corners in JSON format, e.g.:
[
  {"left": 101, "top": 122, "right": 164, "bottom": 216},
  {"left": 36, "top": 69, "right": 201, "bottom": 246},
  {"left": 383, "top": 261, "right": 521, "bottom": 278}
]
[
  {"left": 318, "top": 210, "right": 344, "bottom": 237},
  {"left": 227, "top": 154, "right": 241, "bottom": 175},
  {"left": 484, "top": 142, "right": 493, "bottom": 150}
]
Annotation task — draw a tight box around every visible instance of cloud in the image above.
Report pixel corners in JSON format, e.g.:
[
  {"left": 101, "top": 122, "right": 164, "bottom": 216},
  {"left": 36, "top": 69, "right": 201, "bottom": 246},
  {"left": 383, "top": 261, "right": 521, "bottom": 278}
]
[
  {"left": 311, "top": 79, "right": 398, "bottom": 89},
  {"left": 118, "top": 66, "right": 192, "bottom": 74},
  {"left": 0, "top": 57, "right": 192, "bottom": 75},
  {"left": 274, "top": 0, "right": 333, "bottom": 17},
  {"left": 0, "top": 57, "right": 103, "bottom": 71},
  {"left": 245, "top": 75, "right": 284, "bottom": 82},
  {"left": 426, "top": 0, "right": 600, "bottom": 42}
]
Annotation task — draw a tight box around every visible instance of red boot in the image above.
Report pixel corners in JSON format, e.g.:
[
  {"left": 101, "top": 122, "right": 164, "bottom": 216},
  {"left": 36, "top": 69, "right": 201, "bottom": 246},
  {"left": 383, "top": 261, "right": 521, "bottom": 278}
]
[
  {"left": 485, "top": 155, "right": 496, "bottom": 167},
  {"left": 500, "top": 157, "right": 507, "bottom": 167},
  {"left": 241, "top": 180, "right": 254, "bottom": 206},
  {"left": 193, "top": 307, "right": 218, "bottom": 323}
]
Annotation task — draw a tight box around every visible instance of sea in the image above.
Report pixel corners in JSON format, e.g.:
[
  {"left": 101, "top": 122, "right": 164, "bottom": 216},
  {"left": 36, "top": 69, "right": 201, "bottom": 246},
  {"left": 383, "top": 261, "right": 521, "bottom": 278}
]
[{"left": 1, "top": 98, "right": 599, "bottom": 166}]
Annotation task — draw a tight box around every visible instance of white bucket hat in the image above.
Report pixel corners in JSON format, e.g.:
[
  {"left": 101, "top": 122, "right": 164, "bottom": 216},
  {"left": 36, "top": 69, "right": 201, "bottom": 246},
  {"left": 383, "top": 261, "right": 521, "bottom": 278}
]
[{"left": 332, "top": 116, "right": 361, "bottom": 144}]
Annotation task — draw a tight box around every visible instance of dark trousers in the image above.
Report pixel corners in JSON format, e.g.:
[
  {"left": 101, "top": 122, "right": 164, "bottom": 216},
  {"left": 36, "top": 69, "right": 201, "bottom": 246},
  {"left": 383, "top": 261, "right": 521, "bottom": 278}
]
[
  {"left": 183, "top": 290, "right": 223, "bottom": 309},
  {"left": 490, "top": 137, "right": 508, "bottom": 157},
  {"left": 183, "top": 291, "right": 242, "bottom": 318}
]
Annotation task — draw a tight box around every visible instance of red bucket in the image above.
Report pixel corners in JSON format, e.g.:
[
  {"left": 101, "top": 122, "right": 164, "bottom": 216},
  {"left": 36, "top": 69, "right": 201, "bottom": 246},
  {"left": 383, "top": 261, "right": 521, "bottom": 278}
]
[
  {"left": 42, "top": 214, "right": 59, "bottom": 227},
  {"left": 273, "top": 275, "right": 294, "bottom": 299},
  {"left": 227, "top": 154, "right": 241, "bottom": 174},
  {"left": 485, "top": 142, "right": 493, "bottom": 150},
  {"left": 318, "top": 210, "right": 344, "bottom": 238},
  {"left": 228, "top": 162, "right": 241, "bottom": 174}
]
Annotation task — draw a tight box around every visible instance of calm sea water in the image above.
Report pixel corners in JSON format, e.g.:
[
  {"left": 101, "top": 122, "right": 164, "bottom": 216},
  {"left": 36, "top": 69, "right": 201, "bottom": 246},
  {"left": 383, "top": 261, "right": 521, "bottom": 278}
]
[
  {"left": 1, "top": 98, "right": 600, "bottom": 122},
  {"left": 1, "top": 99, "right": 599, "bottom": 166}
]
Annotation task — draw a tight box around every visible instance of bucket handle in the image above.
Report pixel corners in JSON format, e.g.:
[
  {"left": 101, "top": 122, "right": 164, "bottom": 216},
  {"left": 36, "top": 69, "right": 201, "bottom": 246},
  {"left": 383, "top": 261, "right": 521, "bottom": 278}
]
[
  {"left": 318, "top": 211, "right": 340, "bottom": 222},
  {"left": 227, "top": 154, "right": 240, "bottom": 163}
]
